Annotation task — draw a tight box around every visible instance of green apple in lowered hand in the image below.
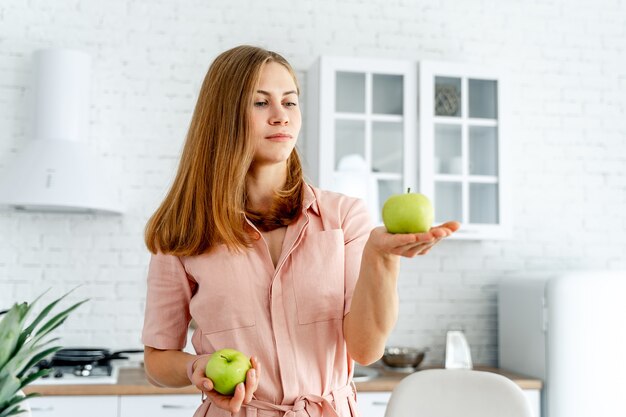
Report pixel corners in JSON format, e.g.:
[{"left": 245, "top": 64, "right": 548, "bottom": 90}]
[
  {"left": 382, "top": 189, "right": 434, "bottom": 233},
  {"left": 204, "top": 348, "right": 252, "bottom": 395}
]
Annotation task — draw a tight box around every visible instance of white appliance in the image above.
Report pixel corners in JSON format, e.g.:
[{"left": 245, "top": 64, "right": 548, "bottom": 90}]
[
  {"left": 444, "top": 330, "right": 473, "bottom": 369},
  {"left": 498, "top": 271, "right": 626, "bottom": 417}
]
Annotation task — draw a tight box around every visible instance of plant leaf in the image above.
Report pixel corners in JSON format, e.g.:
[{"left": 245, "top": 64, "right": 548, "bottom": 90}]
[
  {"left": 0, "top": 405, "right": 24, "bottom": 417},
  {"left": 0, "top": 303, "right": 29, "bottom": 369},
  {"left": 0, "top": 339, "right": 60, "bottom": 383},
  {"left": 16, "top": 345, "right": 62, "bottom": 379},
  {"left": 14, "top": 289, "right": 61, "bottom": 352},
  {"left": 0, "top": 392, "right": 39, "bottom": 417},
  {"left": 0, "top": 290, "right": 87, "bottom": 415},
  {"left": 0, "top": 374, "right": 20, "bottom": 409},
  {"left": 32, "top": 299, "right": 89, "bottom": 341},
  {"left": 18, "top": 368, "right": 53, "bottom": 390}
]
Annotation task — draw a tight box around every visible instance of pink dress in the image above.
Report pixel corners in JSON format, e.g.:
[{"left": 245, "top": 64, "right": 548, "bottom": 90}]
[{"left": 142, "top": 185, "right": 372, "bottom": 417}]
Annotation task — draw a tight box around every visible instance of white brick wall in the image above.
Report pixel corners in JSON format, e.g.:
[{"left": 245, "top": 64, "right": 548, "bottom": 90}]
[{"left": 1, "top": 0, "right": 625, "bottom": 366}]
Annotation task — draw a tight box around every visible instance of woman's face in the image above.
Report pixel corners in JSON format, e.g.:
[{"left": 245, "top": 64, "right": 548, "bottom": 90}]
[{"left": 249, "top": 61, "right": 301, "bottom": 166}]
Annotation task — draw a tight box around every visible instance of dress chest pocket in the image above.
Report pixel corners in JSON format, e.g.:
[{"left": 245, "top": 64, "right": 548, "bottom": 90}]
[
  {"left": 291, "top": 229, "right": 345, "bottom": 324},
  {"left": 188, "top": 252, "right": 257, "bottom": 336},
  {"left": 193, "top": 263, "right": 259, "bottom": 353}
]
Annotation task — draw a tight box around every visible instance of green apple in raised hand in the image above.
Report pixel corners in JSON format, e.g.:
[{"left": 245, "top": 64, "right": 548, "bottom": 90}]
[
  {"left": 382, "top": 189, "right": 434, "bottom": 233},
  {"left": 204, "top": 348, "right": 252, "bottom": 395}
]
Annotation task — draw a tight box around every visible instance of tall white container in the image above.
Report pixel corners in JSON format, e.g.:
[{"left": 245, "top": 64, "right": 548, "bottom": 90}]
[{"left": 498, "top": 271, "right": 626, "bottom": 417}]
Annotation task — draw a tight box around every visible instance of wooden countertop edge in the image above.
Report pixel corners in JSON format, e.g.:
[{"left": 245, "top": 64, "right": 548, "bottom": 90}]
[{"left": 24, "top": 365, "right": 542, "bottom": 396}]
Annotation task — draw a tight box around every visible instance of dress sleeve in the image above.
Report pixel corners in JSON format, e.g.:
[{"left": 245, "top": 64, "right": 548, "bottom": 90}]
[
  {"left": 141, "top": 252, "right": 197, "bottom": 350},
  {"left": 342, "top": 198, "right": 373, "bottom": 315}
]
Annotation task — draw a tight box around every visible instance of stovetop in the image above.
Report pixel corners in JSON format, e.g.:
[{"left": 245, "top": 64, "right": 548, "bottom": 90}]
[{"left": 29, "top": 361, "right": 120, "bottom": 385}]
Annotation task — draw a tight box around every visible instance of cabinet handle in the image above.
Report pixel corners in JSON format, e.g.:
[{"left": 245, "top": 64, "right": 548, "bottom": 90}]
[
  {"left": 30, "top": 406, "right": 55, "bottom": 412},
  {"left": 372, "top": 401, "right": 388, "bottom": 406},
  {"left": 161, "top": 404, "right": 196, "bottom": 409}
]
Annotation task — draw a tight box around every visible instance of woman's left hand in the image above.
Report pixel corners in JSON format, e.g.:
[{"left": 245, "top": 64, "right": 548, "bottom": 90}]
[
  {"left": 202, "top": 356, "right": 262, "bottom": 413},
  {"left": 367, "top": 221, "right": 461, "bottom": 258}
]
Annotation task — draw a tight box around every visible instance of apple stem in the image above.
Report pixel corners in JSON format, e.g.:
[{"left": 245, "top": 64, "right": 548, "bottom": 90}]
[{"left": 220, "top": 355, "right": 229, "bottom": 362}]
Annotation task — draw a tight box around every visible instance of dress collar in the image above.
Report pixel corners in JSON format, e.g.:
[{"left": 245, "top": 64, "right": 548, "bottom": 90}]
[{"left": 302, "top": 183, "right": 320, "bottom": 216}]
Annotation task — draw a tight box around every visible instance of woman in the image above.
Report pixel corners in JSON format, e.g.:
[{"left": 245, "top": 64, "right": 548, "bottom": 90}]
[{"left": 142, "top": 45, "right": 460, "bottom": 417}]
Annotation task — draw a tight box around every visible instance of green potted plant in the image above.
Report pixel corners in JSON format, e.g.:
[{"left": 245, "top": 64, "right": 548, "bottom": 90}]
[{"left": 0, "top": 291, "right": 87, "bottom": 417}]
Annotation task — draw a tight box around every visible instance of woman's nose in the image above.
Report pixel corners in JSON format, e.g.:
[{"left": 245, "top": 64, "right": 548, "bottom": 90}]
[{"left": 269, "top": 105, "right": 288, "bottom": 125}]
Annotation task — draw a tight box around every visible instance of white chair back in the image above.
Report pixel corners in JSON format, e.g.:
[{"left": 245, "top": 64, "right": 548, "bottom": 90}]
[{"left": 384, "top": 369, "right": 533, "bottom": 417}]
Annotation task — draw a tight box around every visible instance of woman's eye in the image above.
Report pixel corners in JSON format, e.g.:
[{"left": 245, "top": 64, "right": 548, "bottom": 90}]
[
  {"left": 284, "top": 101, "right": 297, "bottom": 107},
  {"left": 254, "top": 101, "right": 268, "bottom": 107}
]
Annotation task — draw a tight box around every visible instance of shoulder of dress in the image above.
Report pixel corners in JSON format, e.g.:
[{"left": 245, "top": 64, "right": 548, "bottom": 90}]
[{"left": 308, "top": 185, "right": 362, "bottom": 210}]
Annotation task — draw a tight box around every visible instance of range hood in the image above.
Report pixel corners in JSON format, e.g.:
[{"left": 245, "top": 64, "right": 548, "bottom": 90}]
[{"left": 0, "top": 49, "right": 123, "bottom": 214}]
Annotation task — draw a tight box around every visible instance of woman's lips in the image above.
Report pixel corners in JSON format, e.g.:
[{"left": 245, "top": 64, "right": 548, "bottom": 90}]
[{"left": 265, "top": 133, "right": 293, "bottom": 142}]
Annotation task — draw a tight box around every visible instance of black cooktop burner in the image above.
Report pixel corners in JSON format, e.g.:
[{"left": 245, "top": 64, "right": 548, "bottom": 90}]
[
  {"left": 33, "top": 359, "right": 114, "bottom": 381},
  {"left": 28, "top": 359, "right": 123, "bottom": 385}
]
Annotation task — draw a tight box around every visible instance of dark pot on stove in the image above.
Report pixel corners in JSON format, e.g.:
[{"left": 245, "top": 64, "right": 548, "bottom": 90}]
[{"left": 50, "top": 347, "right": 144, "bottom": 366}]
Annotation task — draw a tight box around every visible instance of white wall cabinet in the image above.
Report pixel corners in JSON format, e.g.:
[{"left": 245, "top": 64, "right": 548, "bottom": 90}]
[
  {"left": 306, "top": 57, "right": 509, "bottom": 239},
  {"left": 306, "top": 56, "right": 417, "bottom": 225},
  {"left": 28, "top": 395, "right": 118, "bottom": 417},
  {"left": 419, "top": 61, "right": 510, "bottom": 239}
]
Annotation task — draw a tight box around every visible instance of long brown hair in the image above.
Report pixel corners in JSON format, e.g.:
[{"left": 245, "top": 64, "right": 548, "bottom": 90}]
[{"left": 145, "top": 45, "right": 304, "bottom": 256}]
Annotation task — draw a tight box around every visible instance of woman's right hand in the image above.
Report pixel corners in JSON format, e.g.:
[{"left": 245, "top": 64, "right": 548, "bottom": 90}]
[{"left": 189, "top": 355, "right": 261, "bottom": 413}]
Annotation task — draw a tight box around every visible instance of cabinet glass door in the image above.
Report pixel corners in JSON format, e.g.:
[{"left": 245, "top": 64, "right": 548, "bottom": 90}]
[
  {"left": 325, "top": 59, "right": 415, "bottom": 224},
  {"left": 420, "top": 61, "right": 507, "bottom": 238},
  {"left": 432, "top": 76, "right": 500, "bottom": 226}
]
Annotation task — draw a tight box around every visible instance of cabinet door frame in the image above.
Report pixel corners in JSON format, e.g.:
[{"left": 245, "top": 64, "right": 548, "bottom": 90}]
[
  {"left": 356, "top": 391, "right": 392, "bottom": 417},
  {"left": 419, "top": 60, "right": 511, "bottom": 240},
  {"left": 307, "top": 56, "right": 417, "bottom": 224},
  {"left": 119, "top": 394, "right": 200, "bottom": 417}
]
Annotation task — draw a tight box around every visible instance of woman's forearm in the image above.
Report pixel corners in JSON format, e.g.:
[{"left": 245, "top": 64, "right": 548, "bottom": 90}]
[
  {"left": 344, "top": 243, "right": 400, "bottom": 365},
  {"left": 144, "top": 346, "right": 196, "bottom": 387}
]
